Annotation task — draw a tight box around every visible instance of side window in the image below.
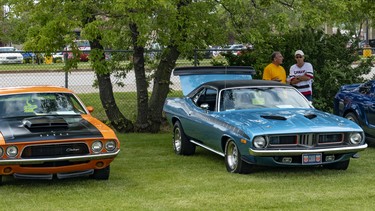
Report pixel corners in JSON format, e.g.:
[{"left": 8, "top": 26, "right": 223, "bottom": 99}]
[
  {"left": 191, "top": 87, "right": 217, "bottom": 111},
  {"left": 359, "top": 82, "right": 371, "bottom": 95}
]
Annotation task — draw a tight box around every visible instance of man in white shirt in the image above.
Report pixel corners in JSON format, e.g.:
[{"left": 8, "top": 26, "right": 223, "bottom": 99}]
[{"left": 288, "top": 50, "right": 314, "bottom": 101}]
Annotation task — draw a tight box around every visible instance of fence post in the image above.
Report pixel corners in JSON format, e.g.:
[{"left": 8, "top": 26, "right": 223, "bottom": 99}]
[
  {"left": 64, "top": 53, "right": 68, "bottom": 88},
  {"left": 194, "top": 49, "right": 198, "bottom": 66}
]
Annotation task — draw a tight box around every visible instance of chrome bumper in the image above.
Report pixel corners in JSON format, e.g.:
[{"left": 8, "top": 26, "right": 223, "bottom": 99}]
[
  {"left": 0, "top": 150, "right": 120, "bottom": 165},
  {"left": 249, "top": 144, "right": 367, "bottom": 156}
]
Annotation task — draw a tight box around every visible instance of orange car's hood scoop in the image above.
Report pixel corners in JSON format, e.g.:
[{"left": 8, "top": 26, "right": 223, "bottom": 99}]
[{"left": 22, "top": 116, "right": 69, "bottom": 129}]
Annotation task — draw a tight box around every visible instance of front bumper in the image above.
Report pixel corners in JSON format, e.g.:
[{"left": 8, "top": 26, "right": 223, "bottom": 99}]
[
  {"left": 249, "top": 144, "right": 367, "bottom": 156},
  {"left": 0, "top": 150, "right": 120, "bottom": 165}
]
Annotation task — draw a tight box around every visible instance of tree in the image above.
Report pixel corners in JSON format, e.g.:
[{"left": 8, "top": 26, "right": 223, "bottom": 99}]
[{"left": 3, "top": 0, "right": 228, "bottom": 133}]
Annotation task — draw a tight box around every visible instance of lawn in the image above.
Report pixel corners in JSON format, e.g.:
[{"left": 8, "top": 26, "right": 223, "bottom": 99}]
[{"left": 0, "top": 132, "right": 374, "bottom": 210}]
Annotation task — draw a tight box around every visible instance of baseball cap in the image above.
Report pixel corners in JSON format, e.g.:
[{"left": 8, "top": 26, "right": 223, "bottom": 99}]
[{"left": 295, "top": 50, "right": 304, "bottom": 56}]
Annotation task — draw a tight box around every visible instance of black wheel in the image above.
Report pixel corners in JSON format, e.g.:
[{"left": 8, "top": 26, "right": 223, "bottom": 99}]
[
  {"left": 225, "top": 139, "right": 253, "bottom": 174},
  {"left": 325, "top": 159, "right": 350, "bottom": 170},
  {"left": 0, "top": 175, "right": 2, "bottom": 185},
  {"left": 345, "top": 113, "right": 359, "bottom": 125},
  {"left": 173, "top": 121, "right": 195, "bottom": 155},
  {"left": 92, "top": 166, "right": 110, "bottom": 180}
]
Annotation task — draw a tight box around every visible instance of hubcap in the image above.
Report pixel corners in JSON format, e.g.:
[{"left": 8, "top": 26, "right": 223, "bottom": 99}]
[
  {"left": 173, "top": 128, "right": 182, "bottom": 152},
  {"left": 227, "top": 142, "right": 238, "bottom": 170}
]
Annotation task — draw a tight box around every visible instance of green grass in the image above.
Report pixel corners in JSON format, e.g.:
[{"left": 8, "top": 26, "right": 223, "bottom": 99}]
[{"left": 1, "top": 132, "right": 374, "bottom": 210}]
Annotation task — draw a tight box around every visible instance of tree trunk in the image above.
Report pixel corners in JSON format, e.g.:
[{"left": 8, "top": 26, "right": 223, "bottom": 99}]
[
  {"left": 129, "top": 22, "right": 150, "bottom": 132},
  {"left": 147, "top": 46, "right": 180, "bottom": 133},
  {"left": 96, "top": 72, "right": 134, "bottom": 132},
  {"left": 90, "top": 39, "right": 134, "bottom": 133}
]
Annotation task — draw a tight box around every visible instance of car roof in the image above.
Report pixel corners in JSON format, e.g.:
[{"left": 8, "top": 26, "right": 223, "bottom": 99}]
[
  {"left": 0, "top": 86, "right": 74, "bottom": 95},
  {"left": 201, "top": 79, "right": 289, "bottom": 90}
]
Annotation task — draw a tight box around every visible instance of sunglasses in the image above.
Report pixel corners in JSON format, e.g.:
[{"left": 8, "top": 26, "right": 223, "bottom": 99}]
[{"left": 295, "top": 56, "right": 303, "bottom": 58}]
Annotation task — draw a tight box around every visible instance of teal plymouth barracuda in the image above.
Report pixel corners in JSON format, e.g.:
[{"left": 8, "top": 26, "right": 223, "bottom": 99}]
[{"left": 163, "top": 66, "right": 367, "bottom": 173}]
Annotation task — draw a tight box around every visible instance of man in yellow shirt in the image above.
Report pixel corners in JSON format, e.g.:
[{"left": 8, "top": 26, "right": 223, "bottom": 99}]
[{"left": 262, "top": 51, "right": 286, "bottom": 83}]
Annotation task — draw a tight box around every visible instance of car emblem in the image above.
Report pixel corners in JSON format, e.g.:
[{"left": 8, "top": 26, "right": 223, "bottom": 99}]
[{"left": 66, "top": 148, "right": 80, "bottom": 152}]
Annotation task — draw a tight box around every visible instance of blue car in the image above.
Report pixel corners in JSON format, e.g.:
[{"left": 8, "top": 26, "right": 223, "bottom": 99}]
[
  {"left": 334, "top": 80, "right": 375, "bottom": 144},
  {"left": 163, "top": 66, "right": 367, "bottom": 173}
]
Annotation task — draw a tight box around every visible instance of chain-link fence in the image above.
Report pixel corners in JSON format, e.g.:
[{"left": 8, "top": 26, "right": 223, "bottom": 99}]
[
  {"left": 0, "top": 50, "right": 219, "bottom": 121},
  {"left": 1, "top": 49, "right": 374, "bottom": 121}
]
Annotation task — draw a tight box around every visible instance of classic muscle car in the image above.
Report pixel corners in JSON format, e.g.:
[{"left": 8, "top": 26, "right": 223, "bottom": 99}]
[
  {"left": 0, "top": 86, "right": 120, "bottom": 183},
  {"left": 163, "top": 66, "right": 367, "bottom": 173},
  {"left": 334, "top": 80, "right": 375, "bottom": 144}
]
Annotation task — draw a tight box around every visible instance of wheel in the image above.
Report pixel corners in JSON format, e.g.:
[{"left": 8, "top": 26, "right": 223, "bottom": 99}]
[
  {"left": 225, "top": 139, "right": 253, "bottom": 174},
  {"left": 0, "top": 175, "right": 2, "bottom": 185},
  {"left": 92, "top": 166, "right": 110, "bottom": 180},
  {"left": 345, "top": 112, "right": 359, "bottom": 125},
  {"left": 325, "top": 159, "right": 350, "bottom": 170},
  {"left": 173, "top": 121, "right": 195, "bottom": 155}
]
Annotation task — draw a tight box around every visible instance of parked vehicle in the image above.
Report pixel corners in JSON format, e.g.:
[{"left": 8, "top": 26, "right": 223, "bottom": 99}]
[
  {"left": 0, "top": 86, "right": 120, "bottom": 184},
  {"left": 64, "top": 40, "right": 91, "bottom": 62},
  {"left": 164, "top": 66, "right": 367, "bottom": 173},
  {"left": 0, "top": 47, "right": 23, "bottom": 64},
  {"left": 334, "top": 80, "right": 375, "bottom": 144}
]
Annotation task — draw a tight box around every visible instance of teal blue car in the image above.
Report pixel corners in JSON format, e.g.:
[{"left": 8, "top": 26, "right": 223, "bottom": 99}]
[{"left": 163, "top": 66, "right": 367, "bottom": 173}]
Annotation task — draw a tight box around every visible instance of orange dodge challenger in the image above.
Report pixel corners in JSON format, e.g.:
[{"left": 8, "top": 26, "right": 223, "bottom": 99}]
[{"left": 0, "top": 86, "right": 120, "bottom": 184}]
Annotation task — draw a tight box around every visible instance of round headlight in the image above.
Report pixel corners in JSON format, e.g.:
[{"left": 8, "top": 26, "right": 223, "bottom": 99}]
[
  {"left": 253, "top": 136, "right": 267, "bottom": 148},
  {"left": 0, "top": 147, "right": 4, "bottom": 157},
  {"left": 91, "top": 141, "right": 103, "bottom": 153},
  {"left": 6, "top": 146, "right": 18, "bottom": 158},
  {"left": 349, "top": 133, "right": 362, "bottom": 145},
  {"left": 105, "top": 140, "right": 117, "bottom": 152}
]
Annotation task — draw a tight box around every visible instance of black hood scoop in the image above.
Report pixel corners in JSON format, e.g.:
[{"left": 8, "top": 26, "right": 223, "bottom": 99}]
[
  {"left": 22, "top": 116, "right": 69, "bottom": 132},
  {"left": 260, "top": 115, "right": 287, "bottom": 120}
]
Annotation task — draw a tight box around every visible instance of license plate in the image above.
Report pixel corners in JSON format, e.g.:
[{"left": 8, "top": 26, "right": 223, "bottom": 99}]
[{"left": 302, "top": 153, "right": 322, "bottom": 165}]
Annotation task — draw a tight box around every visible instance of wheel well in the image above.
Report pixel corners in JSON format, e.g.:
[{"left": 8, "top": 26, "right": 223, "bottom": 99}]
[
  {"left": 171, "top": 117, "right": 179, "bottom": 126},
  {"left": 343, "top": 109, "right": 356, "bottom": 117},
  {"left": 221, "top": 136, "right": 231, "bottom": 152}
]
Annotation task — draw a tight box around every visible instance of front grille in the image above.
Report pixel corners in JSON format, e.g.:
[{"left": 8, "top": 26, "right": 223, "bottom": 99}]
[
  {"left": 267, "top": 133, "right": 345, "bottom": 147},
  {"left": 21, "top": 143, "right": 89, "bottom": 158}
]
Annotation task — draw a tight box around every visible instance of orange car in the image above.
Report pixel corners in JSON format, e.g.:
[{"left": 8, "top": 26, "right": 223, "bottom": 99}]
[{"left": 0, "top": 86, "right": 120, "bottom": 184}]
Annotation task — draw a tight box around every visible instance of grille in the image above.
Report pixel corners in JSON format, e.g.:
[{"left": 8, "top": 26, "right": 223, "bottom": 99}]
[
  {"left": 268, "top": 133, "right": 345, "bottom": 147},
  {"left": 21, "top": 143, "right": 89, "bottom": 158}
]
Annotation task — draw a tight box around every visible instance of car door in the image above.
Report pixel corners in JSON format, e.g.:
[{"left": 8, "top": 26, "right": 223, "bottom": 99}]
[
  {"left": 359, "top": 82, "right": 375, "bottom": 134},
  {"left": 366, "top": 82, "right": 375, "bottom": 136},
  {"left": 182, "top": 87, "right": 223, "bottom": 150}
]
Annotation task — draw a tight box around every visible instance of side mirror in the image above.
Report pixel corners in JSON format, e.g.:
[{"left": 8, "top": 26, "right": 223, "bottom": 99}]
[
  {"left": 200, "top": 103, "right": 210, "bottom": 110},
  {"left": 86, "top": 106, "right": 94, "bottom": 113}
]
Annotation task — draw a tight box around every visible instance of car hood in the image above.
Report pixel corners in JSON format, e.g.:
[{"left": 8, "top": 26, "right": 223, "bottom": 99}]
[
  {"left": 214, "top": 108, "right": 362, "bottom": 136},
  {"left": 0, "top": 115, "right": 103, "bottom": 143},
  {"left": 0, "top": 53, "right": 23, "bottom": 57},
  {"left": 339, "top": 83, "right": 361, "bottom": 92}
]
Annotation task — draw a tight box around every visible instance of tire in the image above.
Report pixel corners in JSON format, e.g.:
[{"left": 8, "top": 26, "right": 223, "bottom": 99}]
[
  {"left": 173, "top": 121, "right": 196, "bottom": 155},
  {"left": 225, "top": 139, "right": 253, "bottom": 174},
  {"left": 345, "top": 112, "right": 359, "bottom": 125},
  {"left": 325, "top": 159, "right": 350, "bottom": 170},
  {"left": 0, "top": 175, "right": 2, "bottom": 185},
  {"left": 92, "top": 166, "right": 110, "bottom": 180}
]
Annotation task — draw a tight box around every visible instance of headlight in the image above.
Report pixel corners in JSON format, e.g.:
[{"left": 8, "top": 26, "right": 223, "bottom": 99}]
[
  {"left": 91, "top": 141, "right": 103, "bottom": 153},
  {"left": 105, "top": 140, "right": 117, "bottom": 152},
  {"left": 6, "top": 146, "right": 18, "bottom": 158},
  {"left": 349, "top": 133, "right": 362, "bottom": 145},
  {"left": 253, "top": 136, "right": 267, "bottom": 148},
  {"left": 0, "top": 147, "right": 4, "bottom": 157}
]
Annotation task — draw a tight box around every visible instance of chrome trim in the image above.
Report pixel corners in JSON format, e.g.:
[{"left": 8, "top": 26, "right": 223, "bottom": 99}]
[
  {"left": 0, "top": 150, "right": 120, "bottom": 165},
  {"left": 190, "top": 140, "right": 225, "bottom": 157},
  {"left": 249, "top": 144, "right": 367, "bottom": 156}
]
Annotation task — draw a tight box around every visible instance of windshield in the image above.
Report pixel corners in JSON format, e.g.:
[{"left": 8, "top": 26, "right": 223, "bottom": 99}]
[
  {"left": 219, "top": 86, "right": 311, "bottom": 111},
  {"left": 0, "top": 47, "right": 15, "bottom": 52},
  {"left": 0, "top": 93, "right": 86, "bottom": 118}
]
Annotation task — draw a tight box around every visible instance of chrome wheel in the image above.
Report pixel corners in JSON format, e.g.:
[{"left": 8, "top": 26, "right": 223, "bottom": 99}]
[
  {"left": 173, "top": 127, "right": 182, "bottom": 153},
  {"left": 172, "top": 121, "right": 195, "bottom": 155},
  {"left": 225, "top": 141, "right": 239, "bottom": 172}
]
